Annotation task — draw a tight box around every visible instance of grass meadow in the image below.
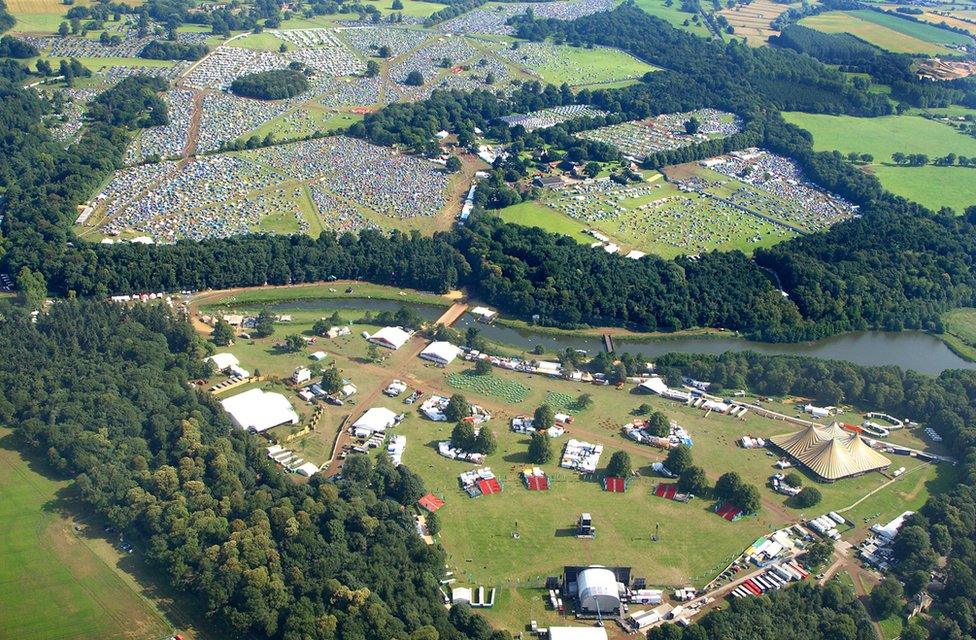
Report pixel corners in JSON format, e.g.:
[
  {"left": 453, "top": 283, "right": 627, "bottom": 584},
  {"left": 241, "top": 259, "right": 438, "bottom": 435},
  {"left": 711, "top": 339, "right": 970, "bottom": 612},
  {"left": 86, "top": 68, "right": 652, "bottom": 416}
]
[
  {"left": 0, "top": 428, "right": 171, "bottom": 640},
  {"left": 524, "top": 44, "right": 657, "bottom": 87},
  {"left": 783, "top": 112, "right": 976, "bottom": 212}
]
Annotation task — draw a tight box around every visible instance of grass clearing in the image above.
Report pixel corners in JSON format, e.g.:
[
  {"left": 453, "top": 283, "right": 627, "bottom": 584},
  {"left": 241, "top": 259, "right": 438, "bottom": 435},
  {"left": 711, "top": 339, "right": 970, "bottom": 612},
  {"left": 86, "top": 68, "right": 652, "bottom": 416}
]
[
  {"left": 198, "top": 288, "right": 952, "bottom": 632},
  {"left": 515, "top": 43, "right": 657, "bottom": 86},
  {"left": 0, "top": 428, "right": 171, "bottom": 640},
  {"left": 228, "top": 31, "right": 290, "bottom": 51},
  {"left": 799, "top": 10, "right": 962, "bottom": 54},
  {"left": 625, "top": 0, "right": 710, "bottom": 36},
  {"left": 870, "top": 164, "right": 976, "bottom": 213},
  {"left": 940, "top": 308, "right": 976, "bottom": 362}
]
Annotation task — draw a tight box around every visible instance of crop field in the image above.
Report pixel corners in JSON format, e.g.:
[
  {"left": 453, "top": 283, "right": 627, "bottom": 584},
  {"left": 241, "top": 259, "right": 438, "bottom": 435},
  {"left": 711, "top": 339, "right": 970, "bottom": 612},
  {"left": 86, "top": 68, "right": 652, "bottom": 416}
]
[
  {"left": 0, "top": 429, "right": 171, "bottom": 640},
  {"left": 719, "top": 0, "right": 799, "bottom": 46},
  {"left": 799, "top": 10, "right": 968, "bottom": 54},
  {"left": 192, "top": 287, "right": 953, "bottom": 631}
]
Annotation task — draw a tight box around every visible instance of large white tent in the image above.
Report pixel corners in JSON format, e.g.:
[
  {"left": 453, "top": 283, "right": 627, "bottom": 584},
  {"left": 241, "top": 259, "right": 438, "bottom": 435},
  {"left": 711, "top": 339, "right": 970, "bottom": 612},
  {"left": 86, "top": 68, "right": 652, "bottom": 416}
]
[
  {"left": 206, "top": 352, "right": 240, "bottom": 371},
  {"left": 419, "top": 341, "right": 461, "bottom": 365},
  {"left": 352, "top": 407, "right": 398, "bottom": 438},
  {"left": 221, "top": 388, "right": 299, "bottom": 433},
  {"left": 576, "top": 567, "right": 621, "bottom": 614},
  {"left": 368, "top": 326, "right": 412, "bottom": 350}
]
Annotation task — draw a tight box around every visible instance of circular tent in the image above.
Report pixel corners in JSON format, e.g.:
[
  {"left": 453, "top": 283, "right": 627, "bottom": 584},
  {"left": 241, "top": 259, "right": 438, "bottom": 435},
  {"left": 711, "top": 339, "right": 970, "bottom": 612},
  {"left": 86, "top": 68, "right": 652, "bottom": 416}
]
[{"left": 577, "top": 566, "right": 620, "bottom": 614}]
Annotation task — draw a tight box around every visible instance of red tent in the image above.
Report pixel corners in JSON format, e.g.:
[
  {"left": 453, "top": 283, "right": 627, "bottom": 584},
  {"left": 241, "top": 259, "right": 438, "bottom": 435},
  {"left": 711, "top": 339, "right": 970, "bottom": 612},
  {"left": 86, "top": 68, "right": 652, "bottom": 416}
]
[{"left": 418, "top": 493, "right": 445, "bottom": 512}]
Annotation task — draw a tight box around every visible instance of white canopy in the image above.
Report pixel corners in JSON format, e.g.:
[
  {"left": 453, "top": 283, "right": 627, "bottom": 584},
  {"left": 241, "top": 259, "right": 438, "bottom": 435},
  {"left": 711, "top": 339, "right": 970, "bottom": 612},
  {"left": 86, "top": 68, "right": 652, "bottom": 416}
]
[
  {"left": 221, "top": 388, "right": 299, "bottom": 433},
  {"left": 369, "top": 326, "right": 412, "bottom": 350},
  {"left": 420, "top": 341, "right": 461, "bottom": 365},
  {"left": 352, "top": 407, "right": 398, "bottom": 435},
  {"left": 206, "top": 352, "right": 239, "bottom": 370}
]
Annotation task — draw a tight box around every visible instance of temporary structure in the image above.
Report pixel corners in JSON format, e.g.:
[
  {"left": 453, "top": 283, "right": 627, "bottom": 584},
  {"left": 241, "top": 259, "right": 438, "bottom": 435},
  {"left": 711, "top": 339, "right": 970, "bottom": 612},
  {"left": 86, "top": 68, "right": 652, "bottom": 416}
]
[{"left": 769, "top": 422, "right": 890, "bottom": 481}]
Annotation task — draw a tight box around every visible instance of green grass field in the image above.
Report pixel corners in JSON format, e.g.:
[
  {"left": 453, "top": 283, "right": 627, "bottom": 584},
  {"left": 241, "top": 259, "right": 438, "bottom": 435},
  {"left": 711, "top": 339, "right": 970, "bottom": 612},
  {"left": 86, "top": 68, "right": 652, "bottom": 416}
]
[
  {"left": 783, "top": 112, "right": 976, "bottom": 212},
  {"left": 940, "top": 308, "right": 976, "bottom": 362},
  {"left": 782, "top": 112, "right": 976, "bottom": 161},
  {"left": 870, "top": 164, "right": 976, "bottom": 213},
  {"left": 228, "top": 31, "right": 290, "bottom": 51},
  {"left": 497, "top": 201, "right": 591, "bottom": 243},
  {"left": 625, "top": 0, "right": 710, "bottom": 37},
  {"left": 519, "top": 44, "right": 657, "bottom": 86},
  {"left": 0, "top": 429, "right": 171, "bottom": 640},
  {"left": 799, "top": 10, "right": 966, "bottom": 54}
]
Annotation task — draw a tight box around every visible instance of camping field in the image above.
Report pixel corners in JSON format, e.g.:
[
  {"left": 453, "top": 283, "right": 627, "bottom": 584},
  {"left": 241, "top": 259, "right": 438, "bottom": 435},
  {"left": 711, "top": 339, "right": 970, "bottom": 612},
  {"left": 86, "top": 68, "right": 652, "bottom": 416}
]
[
  {"left": 799, "top": 9, "right": 969, "bottom": 54},
  {"left": 783, "top": 112, "right": 976, "bottom": 212},
  {"left": 0, "top": 429, "right": 172, "bottom": 640},
  {"left": 195, "top": 288, "right": 952, "bottom": 631}
]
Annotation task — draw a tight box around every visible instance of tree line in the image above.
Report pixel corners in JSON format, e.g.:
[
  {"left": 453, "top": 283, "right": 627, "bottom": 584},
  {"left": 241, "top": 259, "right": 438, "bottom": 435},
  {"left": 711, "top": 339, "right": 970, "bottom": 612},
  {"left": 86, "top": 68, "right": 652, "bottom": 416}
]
[{"left": 0, "top": 299, "right": 507, "bottom": 640}]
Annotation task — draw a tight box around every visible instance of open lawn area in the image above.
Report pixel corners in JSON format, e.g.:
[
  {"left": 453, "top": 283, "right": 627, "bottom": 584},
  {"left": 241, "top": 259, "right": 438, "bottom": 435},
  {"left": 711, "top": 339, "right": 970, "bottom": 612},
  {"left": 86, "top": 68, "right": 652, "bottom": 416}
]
[
  {"left": 940, "top": 308, "right": 976, "bottom": 362},
  {"left": 228, "top": 31, "right": 290, "bottom": 51},
  {"left": 243, "top": 105, "right": 364, "bottom": 142},
  {"left": 0, "top": 428, "right": 172, "bottom": 640},
  {"left": 782, "top": 112, "right": 976, "bottom": 160},
  {"left": 516, "top": 43, "right": 657, "bottom": 87},
  {"left": 625, "top": 0, "right": 710, "bottom": 36},
  {"left": 870, "top": 164, "right": 976, "bottom": 213},
  {"left": 196, "top": 291, "right": 952, "bottom": 631},
  {"left": 783, "top": 112, "right": 976, "bottom": 212},
  {"left": 496, "top": 201, "right": 591, "bottom": 243},
  {"left": 799, "top": 10, "right": 968, "bottom": 54}
]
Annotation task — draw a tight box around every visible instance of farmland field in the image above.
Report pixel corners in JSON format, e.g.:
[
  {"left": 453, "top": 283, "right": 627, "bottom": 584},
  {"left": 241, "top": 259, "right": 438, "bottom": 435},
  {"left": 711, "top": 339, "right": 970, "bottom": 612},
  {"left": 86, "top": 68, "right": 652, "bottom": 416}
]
[
  {"left": 783, "top": 112, "right": 976, "bottom": 212},
  {"left": 870, "top": 164, "right": 976, "bottom": 213},
  {"left": 0, "top": 428, "right": 172, "bottom": 640},
  {"left": 799, "top": 10, "right": 969, "bottom": 54},
  {"left": 719, "top": 0, "right": 799, "bottom": 46},
  {"left": 782, "top": 112, "right": 976, "bottom": 161}
]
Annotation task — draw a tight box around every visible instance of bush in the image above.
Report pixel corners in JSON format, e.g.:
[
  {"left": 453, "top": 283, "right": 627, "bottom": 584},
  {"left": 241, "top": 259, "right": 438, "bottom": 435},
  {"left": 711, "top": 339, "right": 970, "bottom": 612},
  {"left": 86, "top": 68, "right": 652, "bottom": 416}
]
[
  {"left": 677, "top": 465, "right": 709, "bottom": 495},
  {"left": 784, "top": 472, "right": 803, "bottom": 488},
  {"left": 473, "top": 359, "right": 492, "bottom": 375}
]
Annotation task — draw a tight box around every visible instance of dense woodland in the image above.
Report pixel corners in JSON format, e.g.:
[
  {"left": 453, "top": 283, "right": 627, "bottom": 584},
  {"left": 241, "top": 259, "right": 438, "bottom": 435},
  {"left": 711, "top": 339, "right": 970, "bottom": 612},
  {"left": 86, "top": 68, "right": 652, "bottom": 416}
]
[
  {"left": 230, "top": 69, "right": 310, "bottom": 100},
  {"left": 0, "top": 300, "right": 508, "bottom": 640},
  {"left": 647, "top": 582, "right": 877, "bottom": 640},
  {"left": 140, "top": 38, "right": 210, "bottom": 61}
]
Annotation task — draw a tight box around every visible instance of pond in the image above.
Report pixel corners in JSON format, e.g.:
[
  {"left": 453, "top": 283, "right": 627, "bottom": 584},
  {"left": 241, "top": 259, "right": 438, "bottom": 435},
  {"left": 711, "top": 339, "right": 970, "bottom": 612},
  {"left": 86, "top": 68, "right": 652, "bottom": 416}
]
[{"left": 262, "top": 297, "right": 975, "bottom": 375}]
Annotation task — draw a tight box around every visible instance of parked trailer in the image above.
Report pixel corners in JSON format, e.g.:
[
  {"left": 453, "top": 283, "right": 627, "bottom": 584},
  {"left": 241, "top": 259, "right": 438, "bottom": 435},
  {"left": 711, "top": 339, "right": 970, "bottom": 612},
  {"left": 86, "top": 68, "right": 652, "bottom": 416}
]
[
  {"left": 764, "top": 572, "right": 785, "bottom": 587},
  {"left": 787, "top": 561, "right": 809, "bottom": 579},
  {"left": 773, "top": 565, "right": 798, "bottom": 582},
  {"left": 743, "top": 580, "right": 762, "bottom": 595}
]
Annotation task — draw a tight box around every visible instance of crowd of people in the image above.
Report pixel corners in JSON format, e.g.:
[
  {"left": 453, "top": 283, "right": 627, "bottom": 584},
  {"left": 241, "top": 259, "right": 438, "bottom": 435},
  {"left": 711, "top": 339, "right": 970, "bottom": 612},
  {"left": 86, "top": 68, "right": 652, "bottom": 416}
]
[
  {"left": 439, "top": 0, "right": 612, "bottom": 35},
  {"left": 501, "top": 104, "right": 607, "bottom": 132},
  {"left": 93, "top": 136, "right": 449, "bottom": 241},
  {"left": 390, "top": 35, "right": 478, "bottom": 83},
  {"left": 24, "top": 30, "right": 208, "bottom": 59},
  {"left": 709, "top": 150, "right": 858, "bottom": 232},
  {"left": 578, "top": 109, "right": 742, "bottom": 160}
]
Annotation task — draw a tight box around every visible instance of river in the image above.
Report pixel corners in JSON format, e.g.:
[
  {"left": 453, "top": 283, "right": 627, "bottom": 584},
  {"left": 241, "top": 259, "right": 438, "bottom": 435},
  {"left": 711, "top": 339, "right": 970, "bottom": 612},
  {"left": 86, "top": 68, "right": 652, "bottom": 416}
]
[{"left": 266, "top": 298, "right": 975, "bottom": 375}]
